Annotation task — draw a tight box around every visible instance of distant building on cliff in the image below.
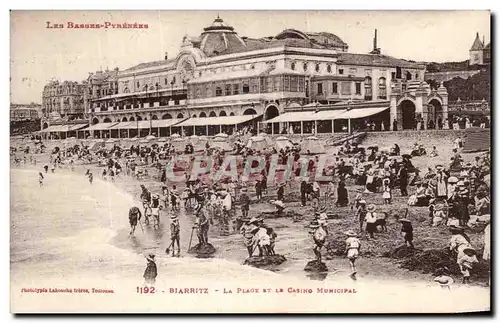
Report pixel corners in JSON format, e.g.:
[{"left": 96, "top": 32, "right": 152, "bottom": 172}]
[{"left": 469, "top": 32, "right": 490, "bottom": 66}]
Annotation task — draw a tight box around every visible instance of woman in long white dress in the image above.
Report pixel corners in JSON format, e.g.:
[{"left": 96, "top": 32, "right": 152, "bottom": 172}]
[{"left": 483, "top": 223, "right": 490, "bottom": 261}]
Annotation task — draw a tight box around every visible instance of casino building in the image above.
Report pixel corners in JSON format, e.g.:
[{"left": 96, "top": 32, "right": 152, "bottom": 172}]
[{"left": 80, "top": 15, "right": 448, "bottom": 138}]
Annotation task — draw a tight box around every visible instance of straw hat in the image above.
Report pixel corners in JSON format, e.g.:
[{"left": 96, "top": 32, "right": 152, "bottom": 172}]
[
  {"left": 145, "top": 253, "right": 155, "bottom": 262},
  {"left": 449, "top": 225, "right": 465, "bottom": 233},
  {"left": 456, "top": 181, "right": 465, "bottom": 187},
  {"left": 344, "top": 230, "right": 357, "bottom": 237},
  {"left": 366, "top": 204, "right": 376, "bottom": 212},
  {"left": 448, "top": 176, "right": 459, "bottom": 184},
  {"left": 249, "top": 217, "right": 261, "bottom": 224},
  {"left": 434, "top": 204, "right": 444, "bottom": 211},
  {"left": 463, "top": 247, "right": 476, "bottom": 256},
  {"left": 309, "top": 220, "right": 321, "bottom": 229}
]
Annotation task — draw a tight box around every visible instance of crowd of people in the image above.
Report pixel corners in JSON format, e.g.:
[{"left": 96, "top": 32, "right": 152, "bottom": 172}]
[{"left": 11, "top": 127, "right": 491, "bottom": 288}]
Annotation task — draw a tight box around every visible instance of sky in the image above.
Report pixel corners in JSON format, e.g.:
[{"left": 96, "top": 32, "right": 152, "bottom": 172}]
[{"left": 10, "top": 10, "right": 491, "bottom": 104}]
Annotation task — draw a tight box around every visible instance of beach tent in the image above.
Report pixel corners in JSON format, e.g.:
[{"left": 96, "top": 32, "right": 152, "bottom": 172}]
[
  {"left": 171, "top": 133, "right": 181, "bottom": 138},
  {"left": 275, "top": 136, "right": 293, "bottom": 151},
  {"left": 172, "top": 137, "right": 188, "bottom": 153},
  {"left": 145, "top": 135, "right": 156, "bottom": 140},
  {"left": 211, "top": 136, "right": 232, "bottom": 152},
  {"left": 104, "top": 139, "right": 119, "bottom": 150},
  {"left": 214, "top": 133, "right": 229, "bottom": 139},
  {"left": 246, "top": 136, "right": 269, "bottom": 152},
  {"left": 193, "top": 136, "right": 209, "bottom": 152},
  {"left": 301, "top": 136, "right": 326, "bottom": 155}
]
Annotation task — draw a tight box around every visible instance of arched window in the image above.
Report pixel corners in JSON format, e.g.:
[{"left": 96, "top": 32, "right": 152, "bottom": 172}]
[
  {"left": 303, "top": 62, "right": 308, "bottom": 72},
  {"left": 162, "top": 113, "right": 172, "bottom": 119},
  {"left": 291, "top": 62, "right": 296, "bottom": 71},
  {"left": 219, "top": 111, "right": 227, "bottom": 116},
  {"left": 315, "top": 63, "right": 320, "bottom": 72},
  {"left": 151, "top": 115, "right": 158, "bottom": 120},
  {"left": 378, "top": 77, "right": 387, "bottom": 100},
  {"left": 364, "top": 76, "right": 372, "bottom": 100},
  {"left": 200, "top": 112, "right": 207, "bottom": 118},
  {"left": 103, "top": 117, "right": 112, "bottom": 123},
  {"left": 124, "top": 87, "right": 130, "bottom": 93},
  {"left": 122, "top": 117, "right": 128, "bottom": 122},
  {"left": 129, "top": 116, "right": 135, "bottom": 121},
  {"left": 177, "top": 113, "right": 184, "bottom": 119},
  {"left": 327, "top": 65, "right": 332, "bottom": 73},
  {"left": 136, "top": 116, "right": 143, "bottom": 121},
  {"left": 192, "top": 114, "right": 197, "bottom": 118},
  {"left": 209, "top": 111, "right": 216, "bottom": 117}
]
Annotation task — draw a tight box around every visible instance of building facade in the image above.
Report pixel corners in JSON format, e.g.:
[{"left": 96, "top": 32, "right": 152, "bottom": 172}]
[
  {"left": 10, "top": 103, "right": 41, "bottom": 121},
  {"left": 41, "top": 80, "right": 86, "bottom": 129},
  {"left": 85, "top": 16, "right": 446, "bottom": 132}
]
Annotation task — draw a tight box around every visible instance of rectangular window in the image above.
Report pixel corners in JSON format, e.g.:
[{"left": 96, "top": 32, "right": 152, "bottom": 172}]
[
  {"left": 284, "top": 76, "right": 290, "bottom": 92},
  {"left": 391, "top": 72, "right": 396, "bottom": 79},
  {"left": 225, "top": 84, "right": 231, "bottom": 96},
  {"left": 298, "top": 77, "right": 305, "bottom": 92},
  {"left": 355, "top": 82, "right": 361, "bottom": 95},
  {"left": 149, "top": 102, "right": 154, "bottom": 108},
  {"left": 332, "top": 82, "right": 338, "bottom": 94},
  {"left": 233, "top": 83, "right": 240, "bottom": 95},
  {"left": 136, "top": 81, "right": 140, "bottom": 89},
  {"left": 216, "top": 87, "right": 222, "bottom": 96},
  {"left": 243, "top": 83, "right": 250, "bottom": 94},
  {"left": 415, "top": 73, "right": 419, "bottom": 80},
  {"left": 338, "top": 68, "right": 344, "bottom": 75},
  {"left": 273, "top": 76, "right": 280, "bottom": 92},
  {"left": 317, "top": 83, "right": 323, "bottom": 95},
  {"left": 206, "top": 84, "right": 212, "bottom": 97},
  {"left": 396, "top": 67, "right": 402, "bottom": 79},
  {"left": 266, "top": 77, "right": 273, "bottom": 93},
  {"left": 164, "top": 78, "right": 168, "bottom": 85},
  {"left": 290, "top": 76, "right": 298, "bottom": 92},
  {"left": 341, "top": 82, "right": 351, "bottom": 95}
]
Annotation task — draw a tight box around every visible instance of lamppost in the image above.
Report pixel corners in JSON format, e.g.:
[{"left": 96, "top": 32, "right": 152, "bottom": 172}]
[{"left": 347, "top": 98, "right": 353, "bottom": 135}]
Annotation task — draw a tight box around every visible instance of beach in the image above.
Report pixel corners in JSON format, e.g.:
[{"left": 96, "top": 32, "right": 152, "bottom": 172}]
[{"left": 9, "top": 142, "right": 491, "bottom": 313}]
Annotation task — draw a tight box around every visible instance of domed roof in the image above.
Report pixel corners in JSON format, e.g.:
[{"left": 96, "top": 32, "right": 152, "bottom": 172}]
[{"left": 200, "top": 15, "right": 247, "bottom": 57}]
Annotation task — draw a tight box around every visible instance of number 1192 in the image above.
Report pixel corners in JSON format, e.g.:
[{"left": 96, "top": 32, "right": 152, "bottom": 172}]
[{"left": 137, "top": 287, "right": 155, "bottom": 294}]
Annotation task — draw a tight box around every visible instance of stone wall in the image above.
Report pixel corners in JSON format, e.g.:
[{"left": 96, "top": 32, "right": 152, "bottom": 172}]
[{"left": 362, "top": 129, "right": 467, "bottom": 152}]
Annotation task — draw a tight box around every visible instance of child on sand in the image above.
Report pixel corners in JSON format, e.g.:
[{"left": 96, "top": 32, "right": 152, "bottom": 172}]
[
  {"left": 382, "top": 179, "right": 392, "bottom": 204},
  {"left": 38, "top": 172, "right": 44, "bottom": 187},
  {"left": 344, "top": 230, "right": 361, "bottom": 278},
  {"left": 400, "top": 218, "right": 414, "bottom": 248}
]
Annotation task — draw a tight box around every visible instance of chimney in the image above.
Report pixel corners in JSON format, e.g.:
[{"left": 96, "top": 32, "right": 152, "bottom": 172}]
[
  {"left": 370, "top": 29, "right": 381, "bottom": 55},
  {"left": 164, "top": 52, "right": 168, "bottom": 60}
]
